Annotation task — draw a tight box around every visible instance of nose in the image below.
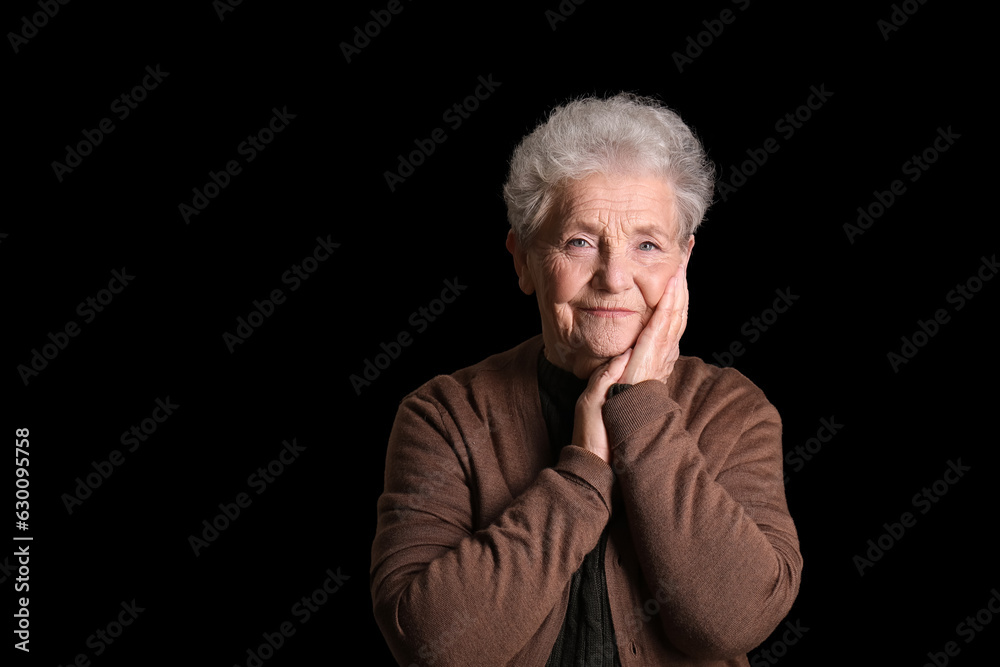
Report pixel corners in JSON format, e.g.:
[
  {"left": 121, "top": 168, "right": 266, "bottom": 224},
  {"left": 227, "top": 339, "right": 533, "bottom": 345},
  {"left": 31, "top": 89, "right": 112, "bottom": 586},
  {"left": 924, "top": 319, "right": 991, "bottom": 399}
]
[{"left": 591, "top": 248, "right": 630, "bottom": 294}]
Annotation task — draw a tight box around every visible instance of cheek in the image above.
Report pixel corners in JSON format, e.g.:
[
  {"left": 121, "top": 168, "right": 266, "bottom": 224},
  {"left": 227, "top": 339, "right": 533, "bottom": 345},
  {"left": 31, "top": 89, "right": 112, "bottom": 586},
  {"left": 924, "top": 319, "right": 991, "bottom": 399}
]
[
  {"left": 538, "top": 255, "right": 592, "bottom": 304},
  {"left": 638, "top": 266, "right": 677, "bottom": 312}
]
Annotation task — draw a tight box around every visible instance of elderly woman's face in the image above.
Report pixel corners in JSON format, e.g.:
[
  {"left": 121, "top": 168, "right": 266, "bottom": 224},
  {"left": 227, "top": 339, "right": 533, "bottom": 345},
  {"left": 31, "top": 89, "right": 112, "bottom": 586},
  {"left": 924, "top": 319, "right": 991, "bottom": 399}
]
[{"left": 508, "top": 173, "right": 693, "bottom": 378}]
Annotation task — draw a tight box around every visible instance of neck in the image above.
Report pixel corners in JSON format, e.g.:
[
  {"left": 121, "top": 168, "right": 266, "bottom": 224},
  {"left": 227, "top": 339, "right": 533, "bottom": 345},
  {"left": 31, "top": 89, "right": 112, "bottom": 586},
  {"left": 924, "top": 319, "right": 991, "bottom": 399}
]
[{"left": 542, "top": 339, "right": 609, "bottom": 380}]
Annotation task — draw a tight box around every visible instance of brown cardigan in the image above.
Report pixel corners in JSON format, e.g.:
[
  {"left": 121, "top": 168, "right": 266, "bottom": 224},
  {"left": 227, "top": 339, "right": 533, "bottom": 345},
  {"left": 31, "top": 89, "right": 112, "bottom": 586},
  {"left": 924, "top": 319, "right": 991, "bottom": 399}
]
[{"left": 371, "top": 335, "right": 802, "bottom": 666}]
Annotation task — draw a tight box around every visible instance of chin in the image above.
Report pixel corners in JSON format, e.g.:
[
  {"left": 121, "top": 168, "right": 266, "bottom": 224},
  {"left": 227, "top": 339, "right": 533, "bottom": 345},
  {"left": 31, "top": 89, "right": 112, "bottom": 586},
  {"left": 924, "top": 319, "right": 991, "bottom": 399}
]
[
  {"left": 574, "top": 326, "right": 638, "bottom": 360},
  {"left": 543, "top": 320, "right": 640, "bottom": 372}
]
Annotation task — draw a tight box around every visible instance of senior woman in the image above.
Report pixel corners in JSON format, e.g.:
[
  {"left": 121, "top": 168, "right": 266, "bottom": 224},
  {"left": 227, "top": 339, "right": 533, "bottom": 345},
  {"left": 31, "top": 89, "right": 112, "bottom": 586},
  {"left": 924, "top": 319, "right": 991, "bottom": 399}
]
[{"left": 371, "top": 93, "right": 802, "bottom": 666}]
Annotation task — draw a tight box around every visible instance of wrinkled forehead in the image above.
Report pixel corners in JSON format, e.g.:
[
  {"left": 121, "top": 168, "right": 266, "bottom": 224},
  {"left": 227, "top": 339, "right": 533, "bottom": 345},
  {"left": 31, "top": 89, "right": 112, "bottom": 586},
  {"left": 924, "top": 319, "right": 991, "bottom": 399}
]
[{"left": 548, "top": 173, "right": 678, "bottom": 239}]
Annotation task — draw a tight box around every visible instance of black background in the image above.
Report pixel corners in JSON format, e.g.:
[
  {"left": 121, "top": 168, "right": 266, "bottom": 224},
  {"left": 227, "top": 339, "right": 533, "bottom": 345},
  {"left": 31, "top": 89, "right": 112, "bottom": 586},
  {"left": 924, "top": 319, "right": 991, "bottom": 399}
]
[{"left": 5, "top": 0, "right": 996, "bottom": 665}]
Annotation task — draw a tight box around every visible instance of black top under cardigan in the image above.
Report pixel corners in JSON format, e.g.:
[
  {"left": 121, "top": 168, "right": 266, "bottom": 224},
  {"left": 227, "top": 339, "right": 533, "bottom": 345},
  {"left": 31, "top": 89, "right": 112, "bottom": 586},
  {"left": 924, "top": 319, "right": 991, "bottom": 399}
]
[{"left": 538, "top": 350, "right": 622, "bottom": 667}]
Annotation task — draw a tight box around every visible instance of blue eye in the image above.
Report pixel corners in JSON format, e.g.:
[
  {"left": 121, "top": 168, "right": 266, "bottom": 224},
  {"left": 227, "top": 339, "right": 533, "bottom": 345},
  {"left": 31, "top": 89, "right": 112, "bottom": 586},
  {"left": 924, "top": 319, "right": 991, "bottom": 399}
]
[
  {"left": 568, "top": 238, "right": 588, "bottom": 248},
  {"left": 639, "top": 241, "right": 659, "bottom": 251}
]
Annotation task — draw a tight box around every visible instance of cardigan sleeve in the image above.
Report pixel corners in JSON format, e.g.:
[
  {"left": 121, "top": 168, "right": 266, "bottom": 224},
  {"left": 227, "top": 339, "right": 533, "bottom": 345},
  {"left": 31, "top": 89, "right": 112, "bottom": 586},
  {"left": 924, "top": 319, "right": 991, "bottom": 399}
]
[
  {"left": 601, "top": 375, "right": 802, "bottom": 660},
  {"left": 370, "top": 386, "right": 616, "bottom": 667}
]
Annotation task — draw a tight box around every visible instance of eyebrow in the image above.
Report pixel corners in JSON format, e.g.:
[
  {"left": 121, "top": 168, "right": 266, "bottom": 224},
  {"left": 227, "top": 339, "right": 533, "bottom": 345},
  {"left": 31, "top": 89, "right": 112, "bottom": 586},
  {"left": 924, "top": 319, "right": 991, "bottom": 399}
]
[
  {"left": 628, "top": 222, "right": 672, "bottom": 237},
  {"left": 561, "top": 219, "right": 672, "bottom": 238}
]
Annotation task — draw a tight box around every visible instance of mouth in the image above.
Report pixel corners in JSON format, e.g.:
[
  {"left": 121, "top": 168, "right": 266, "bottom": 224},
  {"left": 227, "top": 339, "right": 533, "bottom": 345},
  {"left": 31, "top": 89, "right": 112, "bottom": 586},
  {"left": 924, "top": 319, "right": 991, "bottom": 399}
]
[{"left": 579, "top": 307, "right": 637, "bottom": 319}]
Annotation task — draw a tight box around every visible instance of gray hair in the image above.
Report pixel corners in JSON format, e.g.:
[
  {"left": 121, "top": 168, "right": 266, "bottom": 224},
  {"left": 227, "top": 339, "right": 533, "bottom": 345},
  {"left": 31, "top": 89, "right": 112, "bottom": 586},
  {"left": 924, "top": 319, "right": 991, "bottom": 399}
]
[{"left": 503, "top": 93, "right": 714, "bottom": 249}]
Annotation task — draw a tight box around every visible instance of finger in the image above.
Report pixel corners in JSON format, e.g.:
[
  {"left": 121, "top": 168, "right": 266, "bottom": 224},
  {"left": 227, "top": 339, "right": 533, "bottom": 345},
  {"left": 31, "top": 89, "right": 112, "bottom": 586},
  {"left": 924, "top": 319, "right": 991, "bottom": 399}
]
[
  {"left": 587, "top": 349, "right": 632, "bottom": 396},
  {"left": 679, "top": 264, "right": 689, "bottom": 328},
  {"left": 651, "top": 273, "right": 679, "bottom": 334},
  {"left": 679, "top": 265, "right": 689, "bottom": 330},
  {"left": 623, "top": 299, "right": 662, "bottom": 383},
  {"left": 665, "top": 264, "right": 688, "bottom": 342},
  {"left": 602, "top": 348, "right": 632, "bottom": 383},
  {"left": 632, "top": 275, "right": 676, "bottom": 365},
  {"left": 674, "top": 262, "right": 686, "bottom": 313},
  {"left": 659, "top": 264, "right": 687, "bottom": 335}
]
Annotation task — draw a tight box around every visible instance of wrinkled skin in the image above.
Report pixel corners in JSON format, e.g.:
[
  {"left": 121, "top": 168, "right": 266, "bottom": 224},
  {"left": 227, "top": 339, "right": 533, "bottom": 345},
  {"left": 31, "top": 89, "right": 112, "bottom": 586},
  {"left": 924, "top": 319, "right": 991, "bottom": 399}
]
[{"left": 507, "top": 173, "right": 692, "bottom": 462}]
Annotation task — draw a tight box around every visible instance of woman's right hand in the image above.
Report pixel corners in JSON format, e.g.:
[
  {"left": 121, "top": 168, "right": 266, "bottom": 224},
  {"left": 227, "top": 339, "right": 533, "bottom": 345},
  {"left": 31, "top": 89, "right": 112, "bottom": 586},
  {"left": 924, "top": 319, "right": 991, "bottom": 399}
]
[{"left": 571, "top": 348, "right": 632, "bottom": 464}]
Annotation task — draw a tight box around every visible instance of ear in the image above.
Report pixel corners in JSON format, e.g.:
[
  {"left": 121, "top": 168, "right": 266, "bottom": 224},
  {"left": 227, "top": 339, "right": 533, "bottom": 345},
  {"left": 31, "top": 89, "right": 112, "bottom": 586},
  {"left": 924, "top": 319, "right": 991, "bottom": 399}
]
[
  {"left": 682, "top": 235, "right": 695, "bottom": 269},
  {"left": 506, "top": 229, "right": 535, "bottom": 295}
]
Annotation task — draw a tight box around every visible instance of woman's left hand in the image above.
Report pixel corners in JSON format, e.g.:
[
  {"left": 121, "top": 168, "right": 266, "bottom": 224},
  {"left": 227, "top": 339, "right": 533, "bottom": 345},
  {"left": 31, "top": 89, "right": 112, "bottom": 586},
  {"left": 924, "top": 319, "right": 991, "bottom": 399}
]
[{"left": 619, "top": 262, "right": 688, "bottom": 385}]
